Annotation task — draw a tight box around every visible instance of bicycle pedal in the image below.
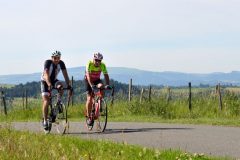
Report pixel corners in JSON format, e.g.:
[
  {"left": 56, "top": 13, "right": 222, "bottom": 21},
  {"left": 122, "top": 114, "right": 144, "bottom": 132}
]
[{"left": 88, "top": 126, "right": 93, "bottom": 131}]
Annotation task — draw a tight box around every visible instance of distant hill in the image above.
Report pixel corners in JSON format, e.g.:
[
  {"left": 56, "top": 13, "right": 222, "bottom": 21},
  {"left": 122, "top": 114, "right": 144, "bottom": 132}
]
[{"left": 1, "top": 67, "right": 240, "bottom": 86}]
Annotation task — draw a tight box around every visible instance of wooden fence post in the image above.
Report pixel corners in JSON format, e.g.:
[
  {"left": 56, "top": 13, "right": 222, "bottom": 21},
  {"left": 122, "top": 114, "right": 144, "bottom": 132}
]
[
  {"left": 215, "top": 85, "right": 218, "bottom": 94},
  {"left": 22, "top": 90, "right": 25, "bottom": 109},
  {"left": 111, "top": 85, "right": 115, "bottom": 106},
  {"left": 1, "top": 91, "right": 7, "bottom": 115},
  {"left": 188, "top": 82, "right": 192, "bottom": 111},
  {"left": 140, "top": 88, "right": 144, "bottom": 103},
  {"left": 148, "top": 85, "right": 152, "bottom": 101},
  {"left": 128, "top": 79, "right": 132, "bottom": 102},
  {"left": 0, "top": 91, "right": 2, "bottom": 113},
  {"left": 71, "top": 76, "right": 74, "bottom": 106},
  {"left": 166, "top": 87, "right": 171, "bottom": 102},
  {"left": 25, "top": 89, "right": 28, "bottom": 109},
  {"left": 218, "top": 83, "right": 223, "bottom": 111}
]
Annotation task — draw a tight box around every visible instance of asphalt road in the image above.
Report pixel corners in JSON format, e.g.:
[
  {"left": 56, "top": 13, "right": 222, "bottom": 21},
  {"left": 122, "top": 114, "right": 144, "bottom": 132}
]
[{"left": 10, "top": 122, "right": 240, "bottom": 159}]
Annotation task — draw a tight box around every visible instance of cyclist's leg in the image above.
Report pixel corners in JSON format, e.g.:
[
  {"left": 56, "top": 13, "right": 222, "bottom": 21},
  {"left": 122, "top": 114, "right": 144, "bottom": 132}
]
[
  {"left": 86, "top": 93, "right": 94, "bottom": 116},
  {"left": 86, "top": 95, "right": 95, "bottom": 127},
  {"left": 85, "top": 79, "right": 103, "bottom": 115},
  {"left": 85, "top": 79, "right": 94, "bottom": 117},
  {"left": 85, "top": 79, "right": 97, "bottom": 127},
  {"left": 41, "top": 81, "right": 50, "bottom": 129},
  {"left": 88, "top": 79, "right": 103, "bottom": 115}
]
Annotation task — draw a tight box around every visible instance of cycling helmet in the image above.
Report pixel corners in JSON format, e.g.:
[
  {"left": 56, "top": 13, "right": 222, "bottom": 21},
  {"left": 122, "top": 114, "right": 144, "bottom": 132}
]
[
  {"left": 93, "top": 52, "right": 103, "bottom": 60},
  {"left": 52, "top": 50, "right": 61, "bottom": 57}
]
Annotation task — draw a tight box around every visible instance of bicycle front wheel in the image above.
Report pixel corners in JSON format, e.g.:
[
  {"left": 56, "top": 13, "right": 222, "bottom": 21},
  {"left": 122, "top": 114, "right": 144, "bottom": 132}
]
[
  {"left": 55, "top": 103, "right": 68, "bottom": 134},
  {"left": 96, "top": 99, "right": 107, "bottom": 132}
]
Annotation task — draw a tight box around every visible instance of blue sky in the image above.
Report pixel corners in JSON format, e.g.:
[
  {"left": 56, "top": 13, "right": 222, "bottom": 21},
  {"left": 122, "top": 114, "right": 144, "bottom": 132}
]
[{"left": 0, "top": 0, "right": 240, "bottom": 75}]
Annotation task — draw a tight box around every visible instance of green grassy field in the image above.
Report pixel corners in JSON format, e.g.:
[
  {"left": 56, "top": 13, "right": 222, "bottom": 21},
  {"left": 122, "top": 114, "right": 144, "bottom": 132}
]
[
  {"left": 1, "top": 87, "right": 240, "bottom": 126},
  {"left": 1, "top": 87, "right": 240, "bottom": 159},
  {"left": 0, "top": 84, "right": 15, "bottom": 88},
  {"left": 0, "top": 126, "right": 230, "bottom": 160}
]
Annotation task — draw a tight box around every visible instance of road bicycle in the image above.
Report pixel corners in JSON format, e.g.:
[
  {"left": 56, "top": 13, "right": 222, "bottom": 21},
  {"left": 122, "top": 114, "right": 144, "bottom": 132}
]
[
  {"left": 86, "top": 85, "right": 114, "bottom": 132},
  {"left": 44, "top": 87, "right": 72, "bottom": 134}
]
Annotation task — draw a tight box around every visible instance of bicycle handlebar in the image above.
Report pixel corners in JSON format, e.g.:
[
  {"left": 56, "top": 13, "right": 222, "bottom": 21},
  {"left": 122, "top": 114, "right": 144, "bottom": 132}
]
[
  {"left": 92, "top": 85, "right": 114, "bottom": 97},
  {"left": 92, "top": 87, "right": 112, "bottom": 93},
  {"left": 92, "top": 85, "right": 113, "bottom": 91},
  {"left": 50, "top": 86, "right": 73, "bottom": 91}
]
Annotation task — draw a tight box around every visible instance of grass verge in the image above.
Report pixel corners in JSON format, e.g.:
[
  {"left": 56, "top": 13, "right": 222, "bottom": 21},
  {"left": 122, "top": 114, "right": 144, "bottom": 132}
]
[{"left": 0, "top": 126, "right": 230, "bottom": 160}]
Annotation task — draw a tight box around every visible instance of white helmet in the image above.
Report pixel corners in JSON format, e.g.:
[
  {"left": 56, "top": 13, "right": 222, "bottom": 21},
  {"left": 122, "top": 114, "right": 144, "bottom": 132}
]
[
  {"left": 52, "top": 50, "right": 61, "bottom": 57},
  {"left": 93, "top": 52, "right": 103, "bottom": 60}
]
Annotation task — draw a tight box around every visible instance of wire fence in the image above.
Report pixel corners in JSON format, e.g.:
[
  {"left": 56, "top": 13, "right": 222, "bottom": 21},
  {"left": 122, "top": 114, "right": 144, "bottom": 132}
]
[{"left": 1, "top": 81, "right": 240, "bottom": 115}]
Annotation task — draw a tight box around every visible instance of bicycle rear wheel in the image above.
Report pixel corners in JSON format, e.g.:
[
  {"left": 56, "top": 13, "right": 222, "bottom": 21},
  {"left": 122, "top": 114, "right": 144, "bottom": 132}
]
[
  {"left": 96, "top": 99, "right": 107, "bottom": 132},
  {"left": 55, "top": 103, "right": 68, "bottom": 134}
]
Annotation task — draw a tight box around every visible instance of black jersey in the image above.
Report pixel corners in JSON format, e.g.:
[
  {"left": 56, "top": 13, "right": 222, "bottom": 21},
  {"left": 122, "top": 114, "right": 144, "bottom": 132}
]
[{"left": 41, "top": 60, "right": 66, "bottom": 83}]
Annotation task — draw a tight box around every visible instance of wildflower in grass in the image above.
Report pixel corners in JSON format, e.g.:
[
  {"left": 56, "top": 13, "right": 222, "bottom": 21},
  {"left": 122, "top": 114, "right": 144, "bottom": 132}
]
[
  {"left": 154, "top": 149, "right": 161, "bottom": 158},
  {"left": 24, "top": 150, "right": 28, "bottom": 158},
  {"left": 116, "top": 150, "right": 124, "bottom": 157},
  {"left": 138, "top": 151, "right": 142, "bottom": 157},
  {"left": 50, "top": 149, "right": 57, "bottom": 158},
  {"left": 58, "top": 143, "right": 63, "bottom": 149},
  {"left": 61, "top": 155, "right": 67, "bottom": 160},
  {"left": 121, "top": 150, "right": 124, "bottom": 155},
  {"left": 142, "top": 147, "right": 147, "bottom": 154},
  {"left": 199, "top": 153, "right": 205, "bottom": 157},
  {"left": 75, "top": 148, "right": 79, "bottom": 155},
  {"left": 0, "top": 145, "right": 4, "bottom": 151},
  {"left": 193, "top": 153, "right": 197, "bottom": 157}
]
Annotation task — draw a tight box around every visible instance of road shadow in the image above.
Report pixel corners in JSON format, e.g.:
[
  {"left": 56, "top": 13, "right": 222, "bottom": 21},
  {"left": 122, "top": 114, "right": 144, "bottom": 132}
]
[
  {"left": 104, "top": 127, "right": 193, "bottom": 134},
  {"left": 68, "top": 127, "right": 193, "bottom": 135}
]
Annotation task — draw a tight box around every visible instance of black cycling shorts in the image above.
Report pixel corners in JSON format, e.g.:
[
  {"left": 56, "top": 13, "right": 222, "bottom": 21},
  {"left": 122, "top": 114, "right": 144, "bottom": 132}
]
[{"left": 41, "top": 79, "right": 62, "bottom": 96}]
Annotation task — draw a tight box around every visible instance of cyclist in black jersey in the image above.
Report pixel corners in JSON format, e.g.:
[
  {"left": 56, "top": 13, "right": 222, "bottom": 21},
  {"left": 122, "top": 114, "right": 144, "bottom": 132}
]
[{"left": 41, "top": 51, "right": 72, "bottom": 131}]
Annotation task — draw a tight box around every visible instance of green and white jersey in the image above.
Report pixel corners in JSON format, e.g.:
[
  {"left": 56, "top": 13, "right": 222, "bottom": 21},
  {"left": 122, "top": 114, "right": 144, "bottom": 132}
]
[{"left": 85, "top": 60, "right": 108, "bottom": 81}]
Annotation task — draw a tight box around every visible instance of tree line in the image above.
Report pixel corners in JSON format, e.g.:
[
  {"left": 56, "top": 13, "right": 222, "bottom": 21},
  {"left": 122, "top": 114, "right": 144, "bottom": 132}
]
[{"left": 0, "top": 79, "right": 141, "bottom": 99}]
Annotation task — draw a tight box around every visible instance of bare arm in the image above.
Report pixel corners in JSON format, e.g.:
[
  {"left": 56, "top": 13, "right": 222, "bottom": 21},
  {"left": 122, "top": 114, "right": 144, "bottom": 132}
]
[
  {"left": 104, "top": 74, "right": 110, "bottom": 85},
  {"left": 86, "top": 72, "right": 94, "bottom": 86},
  {"left": 62, "top": 69, "right": 71, "bottom": 86},
  {"left": 44, "top": 70, "right": 52, "bottom": 87}
]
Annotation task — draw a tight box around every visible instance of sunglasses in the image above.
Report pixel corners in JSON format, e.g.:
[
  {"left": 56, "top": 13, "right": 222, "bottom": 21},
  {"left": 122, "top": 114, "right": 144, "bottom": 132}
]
[
  {"left": 95, "top": 59, "right": 101, "bottom": 62},
  {"left": 52, "top": 56, "right": 60, "bottom": 60}
]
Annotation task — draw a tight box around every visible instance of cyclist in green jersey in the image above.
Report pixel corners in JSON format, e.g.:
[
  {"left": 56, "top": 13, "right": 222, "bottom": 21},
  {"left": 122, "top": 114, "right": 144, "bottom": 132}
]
[{"left": 85, "top": 52, "right": 110, "bottom": 126}]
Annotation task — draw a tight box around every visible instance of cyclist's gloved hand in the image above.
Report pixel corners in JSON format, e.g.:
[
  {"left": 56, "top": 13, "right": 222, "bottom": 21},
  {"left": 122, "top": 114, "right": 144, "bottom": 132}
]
[
  {"left": 91, "top": 85, "right": 98, "bottom": 91},
  {"left": 105, "top": 85, "right": 112, "bottom": 89},
  {"left": 67, "top": 85, "right": 73, "bottom": 90},
  {"left": 56, "top": 85, "right": 63, "bottom": 90}
]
